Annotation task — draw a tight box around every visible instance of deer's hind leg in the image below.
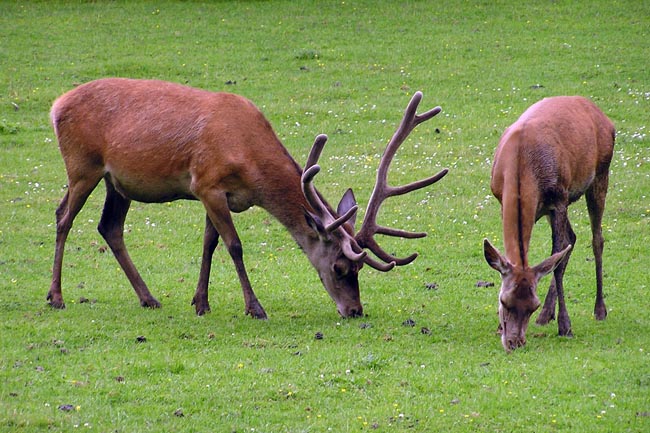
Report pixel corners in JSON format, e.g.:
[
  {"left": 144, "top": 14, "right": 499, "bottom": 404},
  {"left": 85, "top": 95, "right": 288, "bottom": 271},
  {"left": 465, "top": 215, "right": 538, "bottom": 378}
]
[
  {"left": 48, "top": 176, "right": 102, "bottom": 308},
  {"left": 97, "top": 179, "right": 160, "bottom": 308},
  {"left": 586, "top": 172, "right": 609, "bottom": 321},
  {"left": 191, "top": 214, "right": 219, "bottom": 315}
]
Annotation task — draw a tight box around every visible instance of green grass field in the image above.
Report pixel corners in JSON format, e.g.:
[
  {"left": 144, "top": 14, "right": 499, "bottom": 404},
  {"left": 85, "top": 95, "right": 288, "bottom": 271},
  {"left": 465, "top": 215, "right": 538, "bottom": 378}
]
[{"left": 1, "top": 1, "right": 649, "bottom": 432}]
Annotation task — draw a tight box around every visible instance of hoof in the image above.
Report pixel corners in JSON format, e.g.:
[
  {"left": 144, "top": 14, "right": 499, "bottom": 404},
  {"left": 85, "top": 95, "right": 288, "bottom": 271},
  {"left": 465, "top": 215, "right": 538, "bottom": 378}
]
[
  {"left": 141, "top": 298, "right": 162, "bottom": 309},
  {"left": 47, "top": 292, "right": 66, "bottom": 309},
  {"left": 594, "top": 305, "right": 608, "bottom": 321},
  {"left": 191, "top": 297, "right": 211, "bottom": 316},
  {"left": 246, "top": 305, "right": 268, "bottom": 320},
  {"left": 535, "top": 310, "right": 555, "bottom": 326},
  {"left": 48, "top": 300, "right": 66, "bottom": 309},
  {"left": 195, "top": 305, "right": 211, "bottom": 316}
]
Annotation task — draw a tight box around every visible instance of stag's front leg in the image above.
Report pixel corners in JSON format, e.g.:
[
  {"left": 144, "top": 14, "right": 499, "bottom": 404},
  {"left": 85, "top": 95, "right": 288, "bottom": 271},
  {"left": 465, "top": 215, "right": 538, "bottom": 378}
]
[
  {"left": 201, "top": 192, "right": 267, "bottom": 319},
  {"left": 191, "top": 215, "right": 219, "bottom": 315}
]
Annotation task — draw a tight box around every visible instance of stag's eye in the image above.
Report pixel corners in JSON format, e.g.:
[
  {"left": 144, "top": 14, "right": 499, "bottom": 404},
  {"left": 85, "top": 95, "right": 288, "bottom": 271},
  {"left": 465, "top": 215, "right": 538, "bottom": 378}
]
[{"left": 333, "top": 260, "right": 351, "bottom": 278}]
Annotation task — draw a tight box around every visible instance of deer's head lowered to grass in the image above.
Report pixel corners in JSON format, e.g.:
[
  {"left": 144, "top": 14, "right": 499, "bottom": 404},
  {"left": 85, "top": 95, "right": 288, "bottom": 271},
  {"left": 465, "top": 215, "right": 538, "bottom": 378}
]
[
  {"left": 484, "top": 96, "right": 615, "bottom": 352},
  {"left": 47, "top": 78, "right": 448, "bottom": 319}
]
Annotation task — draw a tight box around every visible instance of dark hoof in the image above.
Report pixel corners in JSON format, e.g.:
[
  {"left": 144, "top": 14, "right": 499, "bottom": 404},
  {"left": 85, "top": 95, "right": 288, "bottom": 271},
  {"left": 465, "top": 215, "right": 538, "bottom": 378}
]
[
  {"left": 191, "top": 297, "right": 211, "bottom": 316},
  {"left": 594, "top": 305, "right": 608, "bottom": 321},
  {"left": 535, "top": 310, "right": 555, "bottom": 326},
  {"left": 47, "top": 292, "right": 66, "bottom": 309},
  {"left": 246, "top": 305, "right": 268, "bottom": 320},
  {"left": 48, "top": 300, "right": 66, "bottom": 309},
  {"left": 141, "top": 298, "right": 162, "bottom": 309},
  {"left": 195, "top": 305, "right": 211, "bottom": 316}
]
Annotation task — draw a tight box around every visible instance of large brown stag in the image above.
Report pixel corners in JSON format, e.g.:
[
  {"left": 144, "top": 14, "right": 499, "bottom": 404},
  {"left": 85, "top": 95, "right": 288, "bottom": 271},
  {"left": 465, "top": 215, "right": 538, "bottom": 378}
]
[
  {"left": 484, "top": 96, "right": 615, "bottom": 352},
  {"left": 47, "top": 78, "right": 447, "bottom": 318}
]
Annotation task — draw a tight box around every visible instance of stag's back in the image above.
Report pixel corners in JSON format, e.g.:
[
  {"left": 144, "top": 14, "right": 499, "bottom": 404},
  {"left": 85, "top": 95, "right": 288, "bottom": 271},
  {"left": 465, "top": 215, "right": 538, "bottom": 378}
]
[{"left": 50, "top": 78, "right": 302, "bottom": 207}]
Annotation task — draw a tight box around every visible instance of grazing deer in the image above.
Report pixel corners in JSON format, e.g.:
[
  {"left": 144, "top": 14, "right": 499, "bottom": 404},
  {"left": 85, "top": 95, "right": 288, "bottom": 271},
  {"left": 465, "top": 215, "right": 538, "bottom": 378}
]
[
  {"left": 47, "top": 78, "right": 448, "bottom": 318},
  {"left": 483, "top": 96, "right": 615, "bottom": 352}
]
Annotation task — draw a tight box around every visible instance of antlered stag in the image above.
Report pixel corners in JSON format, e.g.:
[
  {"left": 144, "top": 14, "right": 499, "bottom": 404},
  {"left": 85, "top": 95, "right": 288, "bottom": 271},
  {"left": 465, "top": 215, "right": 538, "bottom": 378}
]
[
  {"left": 484, "top": 96, "right": 614, "bottom": 352},
  {"left": 48, "top": 78, "right": 448, "bottom": 318}
]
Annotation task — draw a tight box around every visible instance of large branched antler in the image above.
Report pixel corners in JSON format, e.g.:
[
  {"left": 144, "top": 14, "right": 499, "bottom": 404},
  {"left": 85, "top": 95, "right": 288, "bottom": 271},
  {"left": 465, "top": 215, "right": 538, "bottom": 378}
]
[
  {"left": 301, "top": 135, "right": 367, "bottom": 262},
  {"left": 354, "top": 91, "right": 448, "bottom": 270},
  {"left": 301, "top": 91, "right": 448, "bottom": 271}
]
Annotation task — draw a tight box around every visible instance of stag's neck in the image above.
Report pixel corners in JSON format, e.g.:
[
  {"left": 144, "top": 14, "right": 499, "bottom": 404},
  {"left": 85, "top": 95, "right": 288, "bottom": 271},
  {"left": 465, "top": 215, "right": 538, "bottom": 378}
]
[
  {"left": 269, "top": 195, "right": 315, "bottom": 249},
  {"left": 256, "top": 163, "right": 318, "bottom": 252}
]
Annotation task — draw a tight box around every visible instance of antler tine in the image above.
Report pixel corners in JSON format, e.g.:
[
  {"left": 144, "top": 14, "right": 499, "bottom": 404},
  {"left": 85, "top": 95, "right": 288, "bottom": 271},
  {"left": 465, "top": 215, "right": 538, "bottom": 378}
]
[
  {"left": 364, "top": 255, "right": 396, "bottom": 272},
  {"left": 302, "top": 134, "right": 336, "bottom": 218},
  {"left": 301, "top": 164, "right": 327, "bottom": 215},
  {"left": 360, "top": 233, "right": 419, "bottom": 266},
  {"left": 326, "top": 204, "right": 359, "bottom": 233},
  {"left": 305, "top": 133, "right": 328, "bottom": 170},
  {"left": 390, "top": 167, "right": 449, "bottom": 196},
  {"left": 301, "top": 135, "right": 360, "bottom": 232},
  {"left": 355, "top": 91, "right": 446, "bottom": 269}
]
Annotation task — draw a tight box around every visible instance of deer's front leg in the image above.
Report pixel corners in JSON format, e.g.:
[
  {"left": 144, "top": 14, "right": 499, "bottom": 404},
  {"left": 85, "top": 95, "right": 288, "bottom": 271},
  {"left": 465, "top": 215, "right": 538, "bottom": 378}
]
[
  {"left": 536, "top": 275, "right": 557, "bottom": 325},
  {"left": 550, "top": 207, "right": 576, "bottom": 337},
  {"left": 537, "top": 214, "right": 558, "bottom": 325},
  {"left": 201, "top": 192, "right": 267, "bottom": 319}
]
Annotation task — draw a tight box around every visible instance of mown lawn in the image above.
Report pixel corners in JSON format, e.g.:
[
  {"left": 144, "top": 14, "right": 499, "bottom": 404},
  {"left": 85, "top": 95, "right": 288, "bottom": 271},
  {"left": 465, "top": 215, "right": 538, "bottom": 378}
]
[{"left": 1, "top": 1, "right": 649, "bottom": 432}]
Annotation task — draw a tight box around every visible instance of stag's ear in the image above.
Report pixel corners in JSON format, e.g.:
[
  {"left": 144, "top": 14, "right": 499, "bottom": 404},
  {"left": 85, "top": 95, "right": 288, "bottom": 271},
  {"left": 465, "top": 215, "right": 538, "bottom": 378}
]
[
  {"left": 483, "top": 238, "right": 512, "bottom": 275},
  {"left": 337, "top": 188, "right": 357, "bottom": 230},
  {"left": 533, "top": 244, "right": 572, "bottom": 279},
  {"left": 303, "top": 208, "right": 328, "bottom": 238}
]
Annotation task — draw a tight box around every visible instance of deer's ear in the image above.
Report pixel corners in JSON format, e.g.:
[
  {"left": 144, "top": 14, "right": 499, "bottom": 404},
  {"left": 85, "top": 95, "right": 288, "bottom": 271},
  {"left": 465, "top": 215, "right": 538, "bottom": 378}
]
[
  {"left": 483, "top": 238, "right": 512, "bottom": 275},
  {"left": 337, "top": 188, "right": 357, "bottom": 230},
  {"left": 533, "top": 244, "right": 572, "bottom": 279},
  {"left": 303, "top": 208, "right": 328, "bottom": 238}
]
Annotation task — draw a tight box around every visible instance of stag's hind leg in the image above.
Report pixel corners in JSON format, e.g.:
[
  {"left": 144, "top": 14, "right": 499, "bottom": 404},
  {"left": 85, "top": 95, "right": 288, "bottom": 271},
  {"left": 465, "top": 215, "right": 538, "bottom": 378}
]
[
  {"left": 586, "top": 173, "right": 609, "bottom": 321},
  {"left": 191, "top": 215, "right": 219, "bottom": 315},
  {"left": 48, "top": 177, "right": 102, "bottom": 308},
  {"left": 97, "top": 180, "right": 160, "bottom": 308}
]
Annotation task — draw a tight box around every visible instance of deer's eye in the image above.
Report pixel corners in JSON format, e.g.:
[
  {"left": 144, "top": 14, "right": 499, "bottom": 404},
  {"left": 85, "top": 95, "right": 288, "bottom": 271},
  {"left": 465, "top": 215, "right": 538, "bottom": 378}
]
[{"left": 333, "top": 260, "right": 350, "bottom": 278}]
